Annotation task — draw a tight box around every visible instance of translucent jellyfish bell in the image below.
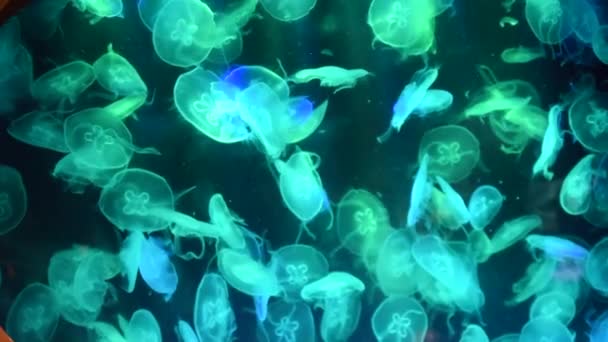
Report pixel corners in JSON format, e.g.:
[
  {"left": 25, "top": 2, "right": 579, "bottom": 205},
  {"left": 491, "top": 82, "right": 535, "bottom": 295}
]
[
  {"left": 375, "top": 229, "right": 419, "bottom": 296},
  {"left": 31, "top": 61, "right": 96, "bottom": 108},
  {"left": 137, "top": 0, "right": 170, "bottom": 31},
  {"left": 525, "top": 0, "right": 573, "bottom": 45},
  {"left": 371, "top": 296, "right": 428, "bottom": 342},
  {"left": 519, "top": 317, "right": 574, "bottom": 342},
  {"left": 468, "top": 185, "right": 504, "bottom": 231},
  {"left": 592, "top": 25, "right": 608, "bottom": 64},
  {"left": 72, "top": 0, "right": 124, "bottom": 23},
  {"left": 559, "top": 154, "right": 594, "bottom": 215},
  {"left": 585, "top": 237, "right": 608, "bottom": 294},
  {"left": 0, "top": 165, "right": 27, "bottom": 235},
  {"left": 93, "top": 44, "right": 147, "bottom": 97},
  {"left": 8, "top": 111, "right": 69, "bottom": 153},
  {"left": 152, "top": 0, "right": 217, "bottom": 67},
  {"left": 194, "top": 272, "right": 237, "bottom": 341},
  {"left": 6, "top": 283, "right": 60, "bottom": 342},
  {"left": 208, "top": 193, "right": 247, "bottom": 250},
  {"left": 139, "top": 236, "right": 178, "bottom": 300},
  {"left": 269, "top": 244, "right": 329, "bottom": 302},
  {"left": 258, "top": 300, "right": 315, "bottom": 342},
  {"left": 529, "top": 291, "right": 576, "bottom": 325},
  {"left": 569, "top": 92, "right": 608, "bottom": 152},
  {"left": 300, "top": 271, "right": 365, "bottom": 304},
  {"left": 98, "top": 168, "right": 175, "bottom": 232},
  {"left": 418, "top": 125, "right": 480, "bottom": 183},
  {"left": 223, "top": 65, "right": 290, "bottom": 101},
  {"left": 174, "top": 67, "right": 249, "bottom": 143},
  {"left": 260, "top": 0, "right": 317, "bottom": 22},
  {"left": 218, "top": 248, "right": 281, "bottom": 297},
  {"left": 125, "top": 309, "right": 162, "bottom": 342}
]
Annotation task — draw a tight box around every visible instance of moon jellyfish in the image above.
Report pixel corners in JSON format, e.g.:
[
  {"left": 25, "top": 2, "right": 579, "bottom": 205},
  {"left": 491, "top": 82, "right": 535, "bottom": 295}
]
[
  {"left": 459, "top": 324, "right": 488, "bottom": 342},
  {"left": 260, "top": 0, "right": 317, "bottom": 22},
  {"left": 372, "top": 296, "right": 428, "bottom": 342},
  {"left": 218, "top": 248, "right": 280, "bottom": 297},
  {"left": 469, "top": 230, "right": 493, "bottom": 263},
  {"left": 336, "top": 189, "right": 393, "bottom": 265},
  {"left": 519, "top": 317, "right": 574, "bottom": 342},
  {"left": 525, "top": 235, "right": 589, "bottom": 261},
  {"left": 375, "top": 229, "right": 419, "bottom": 296},
  {"left": 280, "top": 98, "right": 328, "bottom": 144},
  {"left": 0, "top": 165, "right": 27, "bottom": 235},
  {"left": 525, "top": 0, "right": 572, "bottom": 45},
  {"left": 174, "top": 67, "right": 249, "bottom": 143},
  {"left": 194, "top": 272, "right": 236, "bottom": 341},
  {"left": 258, "top": 300, "right": 315, "bottom": 342},
  {"left": 72, "top": 0, "right": 124, "bottom": 23},
  {"left": 468, "top": 185, "right": 503, "bottom": 231},
  {"left": 8, "top": 111, "right": 69, "bottom": 153},
  {"left": 434, "top": 175, "right": 471, "bottom": 227},
  {"left": 274, "top": 149, "right": 331, "bottom": 240},
  {"left": 153, "top": 0, "right": 220, "bottom": 67},
  {"left": 500, "top": 46, "right": 545, "bottom": 64},
  {"left": 490, "top": 214, "right": 542, "bottom": 254},
  {"left": 208, "top": 193, "right": 247, "bottom": 250},
  {"left": 87, "top": 321, "right": 126, "bottom": 342},
  {"left": 103, "top": 93, "right": 148, "bottom": 120},
  {"left": 52, "top": 153, "right": 125, "bottom": 194},
  {"left": 175, "top": 320, "right": 198, "bottom": 342},
  {"left": 0, "top": 20, "right": 33, "bottom": 116},
  {"left": 98, "top": 168, "right": 174, "bottom": 232},
  {"left": 592, "top": 26, "right": 608, "bottom": 64},
  {"left": 269, "top": 244, "right": 329, "bottom": 302},
  {"left": 139, "top": 236, "right": 178, "bottom": 300},
  {"left": 569, "top": 92, "right": 608, "bottom": 152},
  {"left": 407, "top": 154, "right": 433, "bottom": 228},
  {"left": 532, "top": 104, "right": 565, "bottom": 180},
  {"left": 30, "top": 61, "right": 96, "bottom": 108},
  {"left": 289, "top": 66, "right": 373, "bottom": 93},
  {"left": 118, "top": 231, "right": 144, "bottom": 293},
  {"left": 585, "top": 237, "right": 608, "bottom": 294},
  {"left": 529, "top": 291, "right": 576, "bottom": 325},
  {"left": 419, "top": 125, "right": 480, "bottom": 183},
  {"left": 125, "top": 309, "right": 162, "bottom": 342},
  {"left": 559, "top": 154, "right": 594, "bottom": 215},
  {"left": 93, "top": 44, "right": 147, "bottom": 97},
  {"left": 137, "top": 0, "right": 170, "bottom": 31},
  {"left": 505, "top": 257, "right": 557, "bottom": 306},
  {"left": 6, "top": 283, "right": 60, "bottom": 342},
  {"left": 587, "top": 310, "right": 608, "bottom": 341}
]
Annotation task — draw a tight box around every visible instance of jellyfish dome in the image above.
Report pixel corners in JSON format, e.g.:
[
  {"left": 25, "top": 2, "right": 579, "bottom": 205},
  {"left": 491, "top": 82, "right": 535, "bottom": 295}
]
[
  {"left": 6, "top": 283, "right": 60, "bottom": 342},
  {"left": 371, "top": 296, "right": 428, "bottom": 342},
  {"left": 585, "top": 237, "right": 608, "bottom": 294},
  {"left": 260, "top": 0, "right": 317, "bottom": 22},
  {"left": 0, "top": 164, "right": 27, "bottom": 235},
  {"left": 569, "top": 92, "right": 608, "bottom": 152}
]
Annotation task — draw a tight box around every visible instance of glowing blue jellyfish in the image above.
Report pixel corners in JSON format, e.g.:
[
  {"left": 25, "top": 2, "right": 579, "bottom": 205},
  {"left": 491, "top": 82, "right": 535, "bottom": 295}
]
[{"left": 139, "top": 236, "right": 178, "bottom": 301}]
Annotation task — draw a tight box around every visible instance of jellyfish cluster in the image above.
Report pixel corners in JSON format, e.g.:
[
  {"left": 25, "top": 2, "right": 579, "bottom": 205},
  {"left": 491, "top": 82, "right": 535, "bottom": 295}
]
[{"left": 3, "top": 0, "right": 608, "bottom": 341}]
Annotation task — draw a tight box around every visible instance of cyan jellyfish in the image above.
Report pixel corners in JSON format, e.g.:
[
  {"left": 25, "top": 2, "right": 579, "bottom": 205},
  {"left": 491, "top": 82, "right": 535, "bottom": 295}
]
[
  {"left": 103, "top": 93, "right": 148, "bottom": 120},
  {"left": 529, "top": 291, "right": 576, "bottom": 325},
  {"left": 258, "top": 300, "right": 315, "bottom": 342},
  {"left": 505, "top": 256, "right": 557, "bottom": 306},
  {"left": 52, "top": 153, "right": 125, "bottom": 194},
  {"left": 175, "top": 320, "right": 198, "bottom": 342},
  {"left": 174, "top": 67, "right": 249, "bottom": 143},
  {"left": 564, "top": 0, "right": 599, "bottom": 44},
  {"left": 525, "top": 235, "right": 589, "bottom": 261},
  {"left": 218, "top": 248, "right": 281, "bottom": 297},
  {"left": 559, "top": 154, "right": 594, "bottom": 215},
  {"left": 587, "top": 310, "right": 608, "bottom": 342},
  {"left": 584, "top": 237, "right": 608, "bottom": 295},
  {"left": 525, "top": 0, "right": 572, "bottom": 45},
  {"left": 468, "top": 185, "right": 503, "bottom": 231},
  {"left": 375, "top": 229, "right": 419, "bottom": 296},
  {"left": 86, "top": 321, "right": 126, "bottom": 342},
  {"left": 407, "top": 153, "right": 433, "bottom": 227},
  {"left": 279, "top": 98, "right": 329, "bottom": 145},
  {"left": 468, "top": 229, "right": 493, "bottom": 263},
  {"left": 6, "top": 283, "right": 60, "bottom": 342},
  {"left": 0, "top": 165, "right": 27, "bottom": 235},
  {"left": 71, "top": 0, "right": 124, "bottom": 24},
  {"left": 93, "top": 44, "right": 148, "bottom": 97},
  {"left": 137, "top": 0, "right": 170, "bottom": 31},
  {"left": 152, "top": 0, "right": 217, "bottom": 67},
  {"left": 592, "top": 26, "right": 608, "bottom": 64},
  {"left": 434, "top": 175, "right": 471, "bottom": 228},
  {"left": 139, "top": 236, "right": 179, "bottom": 301},
  {"left": 532, "top": 103, "right": 565, "bottom": 180},
  {"left": 0, "top": 19, "right": 33, "bottom": 116},
  {"left": 118, "top": 231, "right": 144, "bottom": 293},
  {"left": 208, "top": 193, "right": 247, "bottom": 250},
  {"left": 300, "top": 271, "right": 365, "bottom": 305},
  {"left": 569, "top": 92, "right": 608, "bottom": 152},
  {"left": 491, "top": 333, "right": 520, "bottom": 342},
  {"left": 288, "top": 66, "right": 373, "bottom": 94},
  {"left": 8, "top": 111, "right": 69, "bottom": 153},
  {"left": 125, "top": 309, "right": 162, "bottom": 342},
  {"left": 260, "top": 0, "right": 317, "bottom": 22},
  {"left": 500, "top": 46, "right": 546, "bottom": 64},
  {"left": 418, "top": 125, "right": 480, "bottom": 182},
  {"left": 30, "top": 61, "right": 96, "bottom": 108},
  {"left": 459, "top": 324, "right": 488, "bottom": 342},
  {"left": 194, "top": 272, "right": 236, "bottom": 341},
  {"left": 98, "top": 168, "right": 175, "bottom": 232},
  {"left": 490, "top": 214, "right": 542, "bottom": 254},
  {"left": 372, "top": 296, "right": 428, "bottom": 342},
  {"left": 269, "top": 244, "right": 329, "bottom": 302},
  {"left": 519, "top": 317, "right": 574, "bottom": 342}
]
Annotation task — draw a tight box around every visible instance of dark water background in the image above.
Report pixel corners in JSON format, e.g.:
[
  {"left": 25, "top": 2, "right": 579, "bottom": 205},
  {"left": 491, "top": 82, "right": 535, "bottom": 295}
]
[{"left": 1, "top": 0, "right": 608, "bottom": 340}]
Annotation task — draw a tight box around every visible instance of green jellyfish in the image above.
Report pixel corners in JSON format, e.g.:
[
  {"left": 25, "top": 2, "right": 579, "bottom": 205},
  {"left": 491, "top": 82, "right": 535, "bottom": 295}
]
[
  {"left": 52, "top": 153, "right": 125, "bottom": 193},
  {"left": 288, "top": 66, "right": 373, "bottom": 94},
  {"left": 468, "top": 229, "right": 493, "bottom": 263},
  {"left": 0, "top": 19, "right": 33, "bottom": 116},
  {"left": 490, "top": 214, "right": 542, "bottom": 254},
  {"left": 152, "top": 0, "right": 217, "bottom": 67},
  {"left": 6, "top": 283, "right": 60, "bottom": 342},
  {"left": 500, "top": 46, "right": 546, "bottom": 64},
  {"left": 194, "top": 272, "right": 237, "bottom": 341},
  {"left": 260, "top": 0, "right": 317, "bottom": 22},
  {"left": 30, "top": 61, "right": 96, "bottom": 108},
  {"left": 93, "top": 44, "right": 148, "bottom": 97},
  {"left": 71, "top": 0, "right": 124, "bottom": 24},
  {"left": 258, "top": 300, "right": 315, "bottom": 342},
  {"left": 208, "top": 193, "right": 247, "bottom": 250},
  {"left": 269, "top": 244, "right": 329, "bottom": 302},
  {"left": 529, "top": 291, "right": 576, "bottom": 325},
  {"left": 585, "top": 237, "right": 608, "bottom": 295},
  {"left": 137, "top": 0, "right": 170, "bottom": 31},
  {"left": 218, "top": 248, "right": 281, "bottom": 297},
  {"left": 0, "top": 165, "right": 27, "bottom": 235},
  {"left": 224, "top": 65, "right": 290, "bottom": 101},
  {"left": 336, "top": 189, "right": 393, "bottom": 265},
  {"left": 372, "top": 296, "right": 428, "bottom": 342},
  {"left": 525, "top": 0, "right": 573, "bottom": 45},
  {"left": 569, "top": 92, "right": 608, "bottom": 152},
  {"left": 8, "top": 111, "right": 69, "bottom": 153},
  {"left": 519, "top": 317, "right": 574, "bottom": 342},
  {"left": 174, "top": 67, "right": 249, "bottom": 143},
  {"left": 459, "top": 324, "right": 489, "bottom": 342},
  {"left": 279, "top": 98, "right": 329, "bottom": 144},
  {"left": 468, "top": 185, "right": 503, "bottom": 231},
  {"left": 125, "top": 309, "right": 161, "bottom": 342},
  {"left": 418, "top": 125, "right": 480, "bottom": 182},
  {"left": 98, "top": 168, "right": 174, "bottom": 232},
  {"left": 103, "top": 93, "right": 148, "bottom": 120}
]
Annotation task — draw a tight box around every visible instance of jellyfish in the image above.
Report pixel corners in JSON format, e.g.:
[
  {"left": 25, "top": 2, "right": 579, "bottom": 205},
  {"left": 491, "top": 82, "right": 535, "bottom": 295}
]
[
  {"left": 71, "top": 0, "right": 124, "bottom": 24},
  {"left": 519, "top": 317, "right": 574, "bottom": 342},
  {"left": 260, "top": 0, "right": 317, "bottom": 22},
  {"left": 8, "top": 111, "right": 69, "bottom": 153},
  {"left": 434, "top": 175, "right": 471, "bottom": 227},
  {"left": 52, "top": 153, "right": 125, "bottom": 194},
  {"left": 118, "top": 231, "right": 145, "bottom": 293},
  {"left": 407, "top": 154, "right": 433, "bottom": 228},
  {"left": 30, "top": 61, "right": 96, "bottom": 108},
  {"left": 278, "top": 98, "right": 329, "bottom": 144},
  {"left": 258, "top": 300, "right": 315, "bottom": 342},
  {"left": 269, "top": 244, "right": 329, "bottom": 302},
  {"left": 139, "top": 236, "right": 179, "bottom": 301},
  {"left": 372, "top": 296, "right": 428, "bottom": 342},
  {"left": 500, "top": 46, "right": 546, "bottom": 64},
  {"left": 103, "top": 93, "right": 148, "bottom": 120},
  {"left": 525, "top": 235, "right": 589, "bottom": 262},
  {"left": 468, "top": 185, "right": 503, "bottom": 231},
  {"left": 174, "top": 67, "right": 250, "bottom": 143},
  {"left": 418, "top": 125, "right": 480, "bottom": 182},
  {"left": 87, "top": 321, "right": 126, "bottom": 342},
  {"left": 525, "top": 0, "right": 573, "bottom": 45},
  {"left": 5, "top": 283, "right": 60, "bottom": 342},
  {"left": 175, "top": 320, "right": 198, "bottom": 342},
  {"left": 490, "top": 214, "right": 542, "bottom": 254},
  {"left": 459, "top": 324, "right": 488, "bottom": 342},
  {"left": 584, "top": 237, "right": 608, "bottom": 294},
  {"left": 564, "top": 0, "right": 599, "bottom": 44},
  {"left": 137, "top": 0, "right": 171, "bottom": 31},
  {"left": 194, "top": 272, "right": 237, "bottom": 341},
  {"left": 288, "top": 66, "right": 373, "bottom": 93},
  {"left": 125, "top": 309, "right": 162, "bottom": 342},
  {"left": 559, "top": 154, "right": 594, "bottom": 215},
  {"left": 468, "top": 229, "right": 493, "bottom": 263},
  {"left": 375, "top": 229, "right": 419, "bottom": 296},
  {"left": 532, "top": 103, "right": 565, "bottom": 180},
  {"left": 505, "top": 256, "right": 557, "bottom": 306},
  {"left": 0, "top": 19, "right": 33, "bottom": 116},
  {"left": 529, "top": 291, "right": 576, "bottom": 325},
  {"left": 208, "top": 193, "right": 247, "bottom": 250},
  {"left": 93, "top": 44, "right": 148, "bottom": 97},
  {"left": 592, "top": 26, "right": 608, "bottom": 65},
  {"left": 0, "top": 165, "right": 27, "bottom": 235},
  {"left": 569, "top": 92, "right": 608, "bottom": 152},
  {"left": 152, "top": 0, "right": 218, "bottom": 67},
  {"left": 587, "top": 310, "right": 608, "bottom": 342},
  {"left": 218, "top": 248, "right": 281, "bottom": 297}
]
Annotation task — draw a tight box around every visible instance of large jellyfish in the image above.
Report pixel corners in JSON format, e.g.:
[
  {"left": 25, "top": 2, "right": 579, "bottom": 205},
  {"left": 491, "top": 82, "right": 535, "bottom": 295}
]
[
  {"left": 0, "top": 165, "right": 27, "bottom": 235},
  {"left": 5, "top": 283, "right": 60, "bottom": 342},
  {"left": 258, "top": 300, "right": 315, "bottom": 342},
  {"left": 93, "top": 44, "right": 148, "bottom": 97},
  {"left": 31, "top": 61, "right": 96, "bottom": 108},
  {"left": 529, "top": 291, "right": 576, "bottom": 325},
  {"left": 525, "top": 0, "right": 573, "bottom": 45},
  {"left": 519, "top": 317, "right": 574, "bottom": 341}
]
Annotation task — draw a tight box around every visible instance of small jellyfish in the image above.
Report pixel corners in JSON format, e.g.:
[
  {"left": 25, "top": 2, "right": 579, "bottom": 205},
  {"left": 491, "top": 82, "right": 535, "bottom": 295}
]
[
  {"left": 258, "top": 300, "right": 315, "bottom": 342},
  {"left": 592, "top": 26, "right": 608, "bottom": 65},
  {"left": 529, "top": 291, "right": 576, "bottom": 325},
  {"left": 459, "top": 324, "right": 489, "bottom": 342},
  {"left": 532, "top": 104, "right": 565, "bottom": 180},
  {"left": 490, "top": 214, "right": 542, "bottom": 254},
  {"left": 260, "top": 0, "right": 317, "bottom": 22},
  {"left": 375, "top": 229, "right": 419, "bottom": 296},
  {"left": 194, "top": 272, "right": 237, "bottom": 342},
  {"left": 500, "top": 46, "right": 546, "bottom": 64},
  {"left": 407, "top": 154, "right": 433, "bottom": 228},
  {"left": 468, "top": 185, "right": 503, "bottom": 231},
  {"left": 0, "top": 165, "right": 27, "bottom": 235},
  {"left": 30, "top": 61, "right": 96, "bottom": 108},
  {"left": 569, "top": 92, "right": 608, "bottom": 152},
  {"left": 372, "top": 296, "right": 428, "bottom": 342},
  {"left": 559, "top": 154, "right": 594, "bottom": 215},
  {"left": 93, "top": 44, "right": 147, "bottom": 97},
  {"left": 218, "top": 248, "right": 281, "bottom": 297},
  {"left": 519, "top": 317, "right": 574, "bottom": 342}
]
